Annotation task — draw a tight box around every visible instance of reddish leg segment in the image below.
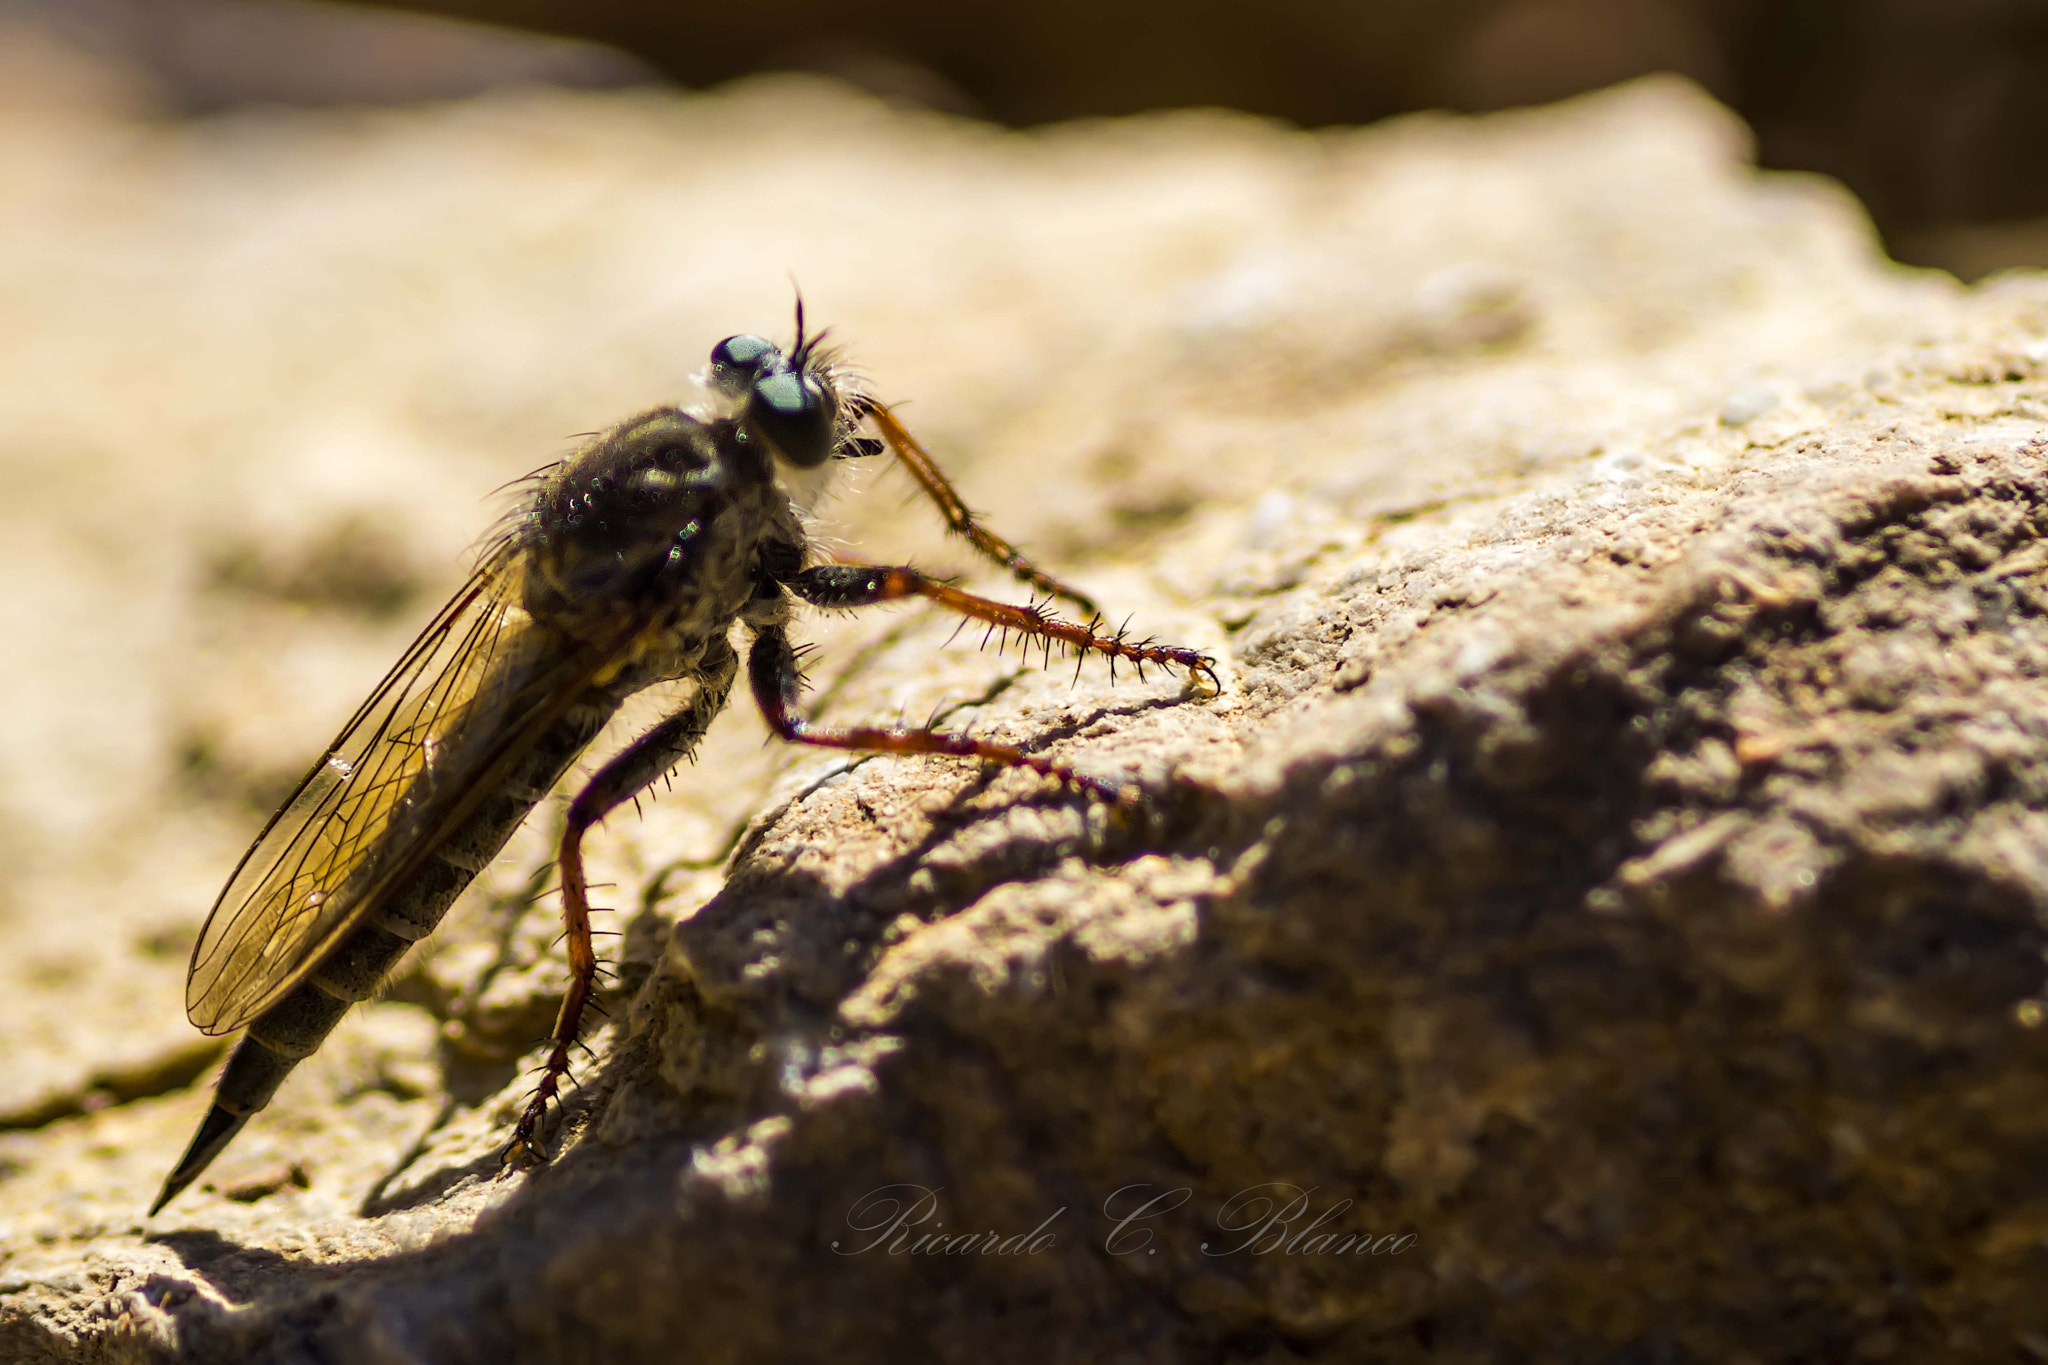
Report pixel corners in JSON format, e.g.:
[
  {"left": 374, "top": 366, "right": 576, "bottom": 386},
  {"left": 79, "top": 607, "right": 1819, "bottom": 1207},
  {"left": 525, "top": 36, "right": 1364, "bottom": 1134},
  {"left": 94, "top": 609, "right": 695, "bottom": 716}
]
[
  {"left": 747, "top": 623, "right": 1133, "bottom": 805},
  {"left": 864, "top": 402, "right": 1102, "bottom": 618},
  {"left": 785, "top": 563, "right": 1218, "bottom": 690},
  {"left": 505, "top": 641, "right": 737, "bottom": 1164}
]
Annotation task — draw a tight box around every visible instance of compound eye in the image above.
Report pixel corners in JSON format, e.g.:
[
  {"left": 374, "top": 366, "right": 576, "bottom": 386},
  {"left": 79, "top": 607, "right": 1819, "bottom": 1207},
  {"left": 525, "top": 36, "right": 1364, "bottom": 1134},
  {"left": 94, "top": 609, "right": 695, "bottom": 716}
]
[
  {"left": 709, "top": 334, "right": 782, "bottom": 396},
  {"left": 747, "top": 369, "right": 834, "bottom": 468}
]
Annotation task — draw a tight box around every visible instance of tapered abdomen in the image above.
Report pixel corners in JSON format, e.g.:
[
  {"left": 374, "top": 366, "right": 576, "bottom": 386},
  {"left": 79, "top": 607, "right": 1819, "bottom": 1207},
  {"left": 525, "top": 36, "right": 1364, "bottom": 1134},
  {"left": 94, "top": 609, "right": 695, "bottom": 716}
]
[{"left": 150, "top": 695, "right": 618, "bottom": 1215}]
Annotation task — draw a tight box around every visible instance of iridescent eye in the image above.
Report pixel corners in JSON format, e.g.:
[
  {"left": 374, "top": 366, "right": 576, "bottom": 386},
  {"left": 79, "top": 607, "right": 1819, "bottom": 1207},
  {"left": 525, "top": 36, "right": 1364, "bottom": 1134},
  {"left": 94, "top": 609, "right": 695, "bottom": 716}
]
[
  {"left": 709, "top": 334, "right": 781, "bottom": 396},
  {"left": 747, "top": 369, "right": 834, "bottom": 468}
]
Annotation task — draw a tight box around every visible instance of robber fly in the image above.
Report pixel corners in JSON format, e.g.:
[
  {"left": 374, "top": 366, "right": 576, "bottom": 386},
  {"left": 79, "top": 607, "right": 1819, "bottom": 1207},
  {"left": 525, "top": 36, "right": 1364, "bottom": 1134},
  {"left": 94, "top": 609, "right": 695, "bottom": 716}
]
[{"left": 151, "top": 311, "right": 1216, "bottom": 1215}]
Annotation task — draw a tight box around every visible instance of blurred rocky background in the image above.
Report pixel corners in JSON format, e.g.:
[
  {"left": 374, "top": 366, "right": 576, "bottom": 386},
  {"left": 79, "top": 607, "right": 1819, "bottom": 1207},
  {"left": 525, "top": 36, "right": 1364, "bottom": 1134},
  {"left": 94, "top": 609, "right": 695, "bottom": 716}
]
[{"left": 4, "top": 0, "right": 2047, "bottom": 279}]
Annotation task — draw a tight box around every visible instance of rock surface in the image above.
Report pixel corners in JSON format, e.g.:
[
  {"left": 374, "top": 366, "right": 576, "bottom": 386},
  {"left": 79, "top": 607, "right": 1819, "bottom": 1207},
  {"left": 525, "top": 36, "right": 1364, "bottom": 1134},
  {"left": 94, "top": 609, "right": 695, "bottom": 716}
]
[{"left": 3, "top": 71, "right": 2048, "bottom": 1362}]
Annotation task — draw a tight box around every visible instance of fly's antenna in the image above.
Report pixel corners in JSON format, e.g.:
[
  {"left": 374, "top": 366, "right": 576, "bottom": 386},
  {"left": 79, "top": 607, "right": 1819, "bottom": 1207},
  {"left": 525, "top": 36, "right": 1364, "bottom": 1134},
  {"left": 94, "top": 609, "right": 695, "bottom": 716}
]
[
  {"left": 788, "top": 276, "right": 817, "bottom": 367},
  {"left": 789, "top": 283, "right": 838, "bottom": 375},
  {"left": 784, "top": 278, "right": 866, "bottom": 452}
]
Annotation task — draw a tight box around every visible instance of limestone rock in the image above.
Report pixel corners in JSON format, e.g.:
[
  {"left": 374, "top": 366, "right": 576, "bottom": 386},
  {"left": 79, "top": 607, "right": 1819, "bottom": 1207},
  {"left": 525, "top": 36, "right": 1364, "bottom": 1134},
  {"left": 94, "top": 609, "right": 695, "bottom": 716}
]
[{"left": 3, "top": 72, "right": 2047, "bottom": 1362}]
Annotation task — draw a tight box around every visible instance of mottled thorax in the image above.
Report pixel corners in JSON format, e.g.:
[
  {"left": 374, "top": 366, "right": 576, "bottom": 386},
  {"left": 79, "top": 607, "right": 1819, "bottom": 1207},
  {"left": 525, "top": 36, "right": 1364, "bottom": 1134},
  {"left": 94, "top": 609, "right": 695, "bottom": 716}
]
[{"left": 520, "top": 408, "right": 774, "bottom": 651}]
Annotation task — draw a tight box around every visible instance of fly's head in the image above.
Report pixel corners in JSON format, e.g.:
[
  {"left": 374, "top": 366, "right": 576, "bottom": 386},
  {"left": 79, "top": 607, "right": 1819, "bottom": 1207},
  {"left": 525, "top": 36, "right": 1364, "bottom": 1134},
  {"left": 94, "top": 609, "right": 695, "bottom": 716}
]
[
  {"left": 707, "top": 333, "right": 838, "bottom": 469},
  {"left": 705, "top": 317, "right": 870, "bottom": 507}
]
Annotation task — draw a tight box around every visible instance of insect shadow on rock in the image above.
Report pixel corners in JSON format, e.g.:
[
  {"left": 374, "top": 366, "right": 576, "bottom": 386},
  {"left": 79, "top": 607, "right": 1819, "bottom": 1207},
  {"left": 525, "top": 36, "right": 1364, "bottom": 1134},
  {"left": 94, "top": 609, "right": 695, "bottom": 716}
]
[{"left": 150, "top": 307, "right": 1219, "bottom": 1216}]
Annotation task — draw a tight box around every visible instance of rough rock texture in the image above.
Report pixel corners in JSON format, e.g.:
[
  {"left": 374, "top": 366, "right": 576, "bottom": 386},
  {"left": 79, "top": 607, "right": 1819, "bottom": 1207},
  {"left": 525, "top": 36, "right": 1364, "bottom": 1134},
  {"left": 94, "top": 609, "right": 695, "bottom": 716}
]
[{"left": 3, "top": 70, "right": 2048, "bottom": 1362}]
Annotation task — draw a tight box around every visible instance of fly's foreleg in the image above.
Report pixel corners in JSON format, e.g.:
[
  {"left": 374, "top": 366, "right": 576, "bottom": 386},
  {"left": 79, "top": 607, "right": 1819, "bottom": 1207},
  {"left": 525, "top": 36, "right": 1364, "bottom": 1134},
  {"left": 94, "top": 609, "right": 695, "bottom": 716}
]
[
  {"left": 749, "top": 623, "right": 1133, "bottom": 805},
  {"left": 860, "top": 402, "right": 1102, "bottom": 618},
  {"left": 786, "top": 563, "right": 1218, "bottom": 689},
  {"left": 505, "top": 638, "right": 738, "bottom": 1165}
]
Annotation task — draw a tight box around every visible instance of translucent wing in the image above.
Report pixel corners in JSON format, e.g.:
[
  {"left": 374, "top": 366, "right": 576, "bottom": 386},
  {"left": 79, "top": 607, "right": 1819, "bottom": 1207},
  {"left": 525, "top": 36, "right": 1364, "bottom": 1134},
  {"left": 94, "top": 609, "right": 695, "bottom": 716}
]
[{"left": 186, "top": 549, "right": 590, "bottom": 1034}]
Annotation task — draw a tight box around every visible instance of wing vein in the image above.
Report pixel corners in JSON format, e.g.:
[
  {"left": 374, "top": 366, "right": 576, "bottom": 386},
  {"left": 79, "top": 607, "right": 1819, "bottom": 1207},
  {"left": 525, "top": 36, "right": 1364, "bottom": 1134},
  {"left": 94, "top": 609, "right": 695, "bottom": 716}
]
[{"left": 185, "top": 550, "right": 587, "bottom": 1032}]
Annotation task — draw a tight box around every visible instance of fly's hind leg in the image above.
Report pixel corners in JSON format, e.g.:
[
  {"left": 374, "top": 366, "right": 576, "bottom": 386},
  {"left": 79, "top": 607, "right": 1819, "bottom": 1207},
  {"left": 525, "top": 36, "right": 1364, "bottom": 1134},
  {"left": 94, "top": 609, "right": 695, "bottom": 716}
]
[
  {"left": 505, "top": 637, "right": 739, "bottom": 1166},
  {"left": 750, "top": 618, "right": 1160, "bottom": 807}
]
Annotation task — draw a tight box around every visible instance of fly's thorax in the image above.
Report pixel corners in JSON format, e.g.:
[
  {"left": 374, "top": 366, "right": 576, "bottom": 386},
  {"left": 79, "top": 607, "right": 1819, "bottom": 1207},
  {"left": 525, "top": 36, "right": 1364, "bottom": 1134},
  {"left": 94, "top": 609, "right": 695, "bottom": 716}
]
[{"left": 519, "top": 407, "right": 776, "bottom": 642}]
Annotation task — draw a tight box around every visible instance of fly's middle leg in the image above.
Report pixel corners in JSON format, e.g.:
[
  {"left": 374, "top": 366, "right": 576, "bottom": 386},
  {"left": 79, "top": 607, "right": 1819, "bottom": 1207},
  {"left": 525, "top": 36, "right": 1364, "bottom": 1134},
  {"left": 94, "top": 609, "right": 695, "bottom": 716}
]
[
  {"left": 785, "top": 563, "right": 1219, "bottom": 689},
  {"left": 505, "top": 638, "right": 739, "bottom": 1165}
]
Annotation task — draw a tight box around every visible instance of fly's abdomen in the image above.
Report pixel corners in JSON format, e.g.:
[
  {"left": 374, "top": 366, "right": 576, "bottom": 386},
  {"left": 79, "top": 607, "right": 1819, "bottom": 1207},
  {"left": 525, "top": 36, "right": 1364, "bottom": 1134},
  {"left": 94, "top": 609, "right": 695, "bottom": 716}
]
[{"left": 151, "top": 695, "right": 618, "bottom": 1215}]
